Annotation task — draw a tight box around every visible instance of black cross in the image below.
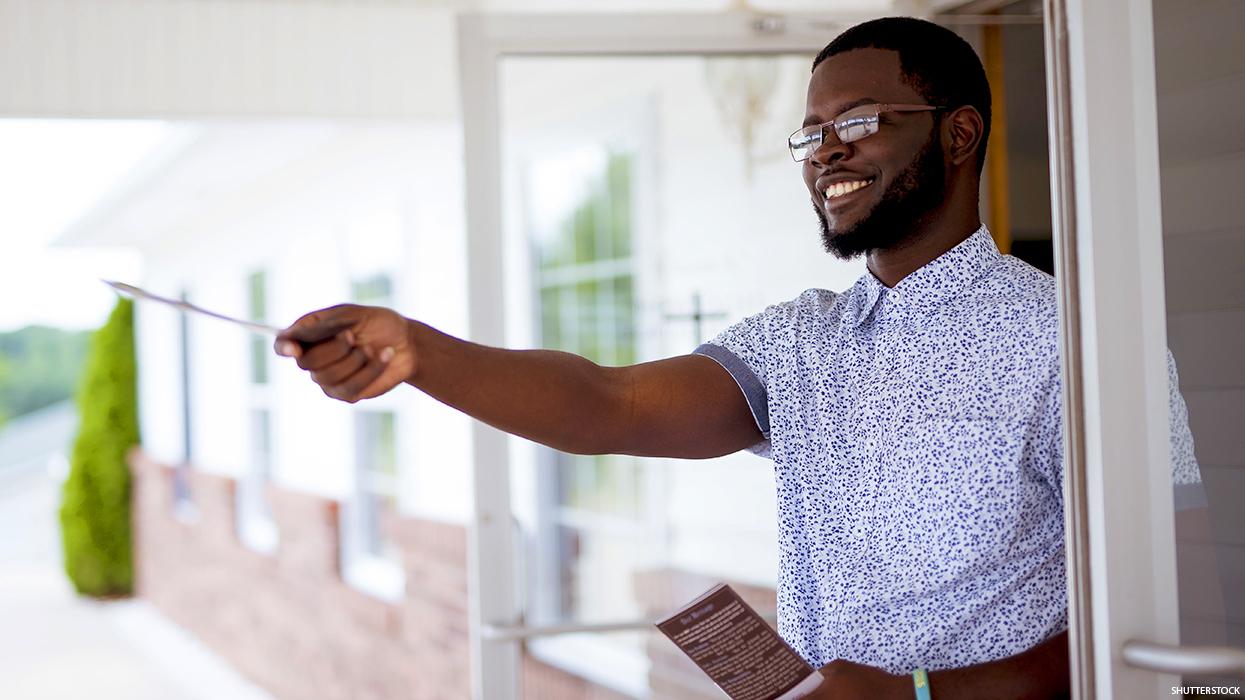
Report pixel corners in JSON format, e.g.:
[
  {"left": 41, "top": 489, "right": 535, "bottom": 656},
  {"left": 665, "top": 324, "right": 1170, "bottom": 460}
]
[{"left": 665, "top": 292, "right": 728, "bottom": 345}]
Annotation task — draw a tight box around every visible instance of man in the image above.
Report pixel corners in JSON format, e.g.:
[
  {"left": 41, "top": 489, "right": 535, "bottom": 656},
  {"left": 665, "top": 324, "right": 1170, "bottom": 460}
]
[{"left": 275, "top": 17, "right": 1203, "bottom": 699}]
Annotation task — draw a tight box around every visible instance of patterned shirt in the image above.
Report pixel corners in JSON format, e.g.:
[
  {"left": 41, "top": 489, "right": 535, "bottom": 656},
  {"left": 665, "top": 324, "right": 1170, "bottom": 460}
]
[{"left": 694, "top": 225, "right": 1204, "bottom": 674}]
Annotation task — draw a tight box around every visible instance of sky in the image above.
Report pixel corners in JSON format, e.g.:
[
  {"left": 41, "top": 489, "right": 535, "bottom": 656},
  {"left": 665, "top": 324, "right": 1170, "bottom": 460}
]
[{"left": 0, "top": 119, "right": 180, "bottom": 333}]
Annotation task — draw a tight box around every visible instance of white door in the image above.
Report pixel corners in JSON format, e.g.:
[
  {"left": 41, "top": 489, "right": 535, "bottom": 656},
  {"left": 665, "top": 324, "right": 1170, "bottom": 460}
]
[{"left": 1048, "top": 0, "right": 1245, "bottom": 697}]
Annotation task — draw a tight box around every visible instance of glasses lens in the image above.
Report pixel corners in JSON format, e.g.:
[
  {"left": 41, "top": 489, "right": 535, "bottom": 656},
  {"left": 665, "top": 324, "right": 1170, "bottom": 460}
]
[
  {"left": 836, "top": 111, "right": 878, "bottom": 144},
  {"left": 789, "top": 127, "right": 820, "bottom": 162}
]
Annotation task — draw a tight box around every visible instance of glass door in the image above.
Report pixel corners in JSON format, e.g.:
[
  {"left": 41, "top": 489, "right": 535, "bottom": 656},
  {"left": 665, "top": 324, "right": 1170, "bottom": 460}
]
[
  {"left": 1046, "top": 0, "right": 1245, "bottom": 696},
  {"left": 499, "top": 52, "right": 854, "bottom": 699}
]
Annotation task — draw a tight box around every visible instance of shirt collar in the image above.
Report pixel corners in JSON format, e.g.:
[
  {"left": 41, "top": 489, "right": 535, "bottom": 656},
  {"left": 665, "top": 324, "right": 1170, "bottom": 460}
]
[{"left": 847, "top": 225, "right": 999, "bottom": 326}]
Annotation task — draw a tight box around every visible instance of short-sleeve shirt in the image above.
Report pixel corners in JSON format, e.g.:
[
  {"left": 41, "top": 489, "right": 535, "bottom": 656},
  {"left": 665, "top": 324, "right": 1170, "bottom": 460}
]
[{"left": 694, "top": 225, "right": 1204, "bottom": 674}]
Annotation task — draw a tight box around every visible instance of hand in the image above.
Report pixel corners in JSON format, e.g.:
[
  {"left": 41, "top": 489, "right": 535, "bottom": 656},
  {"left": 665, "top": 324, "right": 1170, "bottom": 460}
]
[
  {"left": 274, "top": 304, "right": 417, "bottom": 403},
  {"left": 802, "top": 659, "right": 912, "bottom": 700}
]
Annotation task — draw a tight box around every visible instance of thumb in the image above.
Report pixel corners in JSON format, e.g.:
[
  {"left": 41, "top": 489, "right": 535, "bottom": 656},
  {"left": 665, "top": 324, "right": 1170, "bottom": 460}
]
[{"left": 277, "top": 304, "right": 362, "bottom": 346}]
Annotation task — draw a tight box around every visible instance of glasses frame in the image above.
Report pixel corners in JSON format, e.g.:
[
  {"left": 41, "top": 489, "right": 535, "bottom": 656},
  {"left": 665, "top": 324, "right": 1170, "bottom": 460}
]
[{"left": 788, "top": 103, "right": 946, "bottom": 162}]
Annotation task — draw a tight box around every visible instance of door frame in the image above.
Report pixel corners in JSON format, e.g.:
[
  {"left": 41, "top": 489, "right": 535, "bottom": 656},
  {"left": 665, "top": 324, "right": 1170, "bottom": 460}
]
[
  {"left": 1044, "top": 0, "right": 1182, "bottom": 697},
  {"left": 457, "top": 12, "right": 872, "bottom": 699}
]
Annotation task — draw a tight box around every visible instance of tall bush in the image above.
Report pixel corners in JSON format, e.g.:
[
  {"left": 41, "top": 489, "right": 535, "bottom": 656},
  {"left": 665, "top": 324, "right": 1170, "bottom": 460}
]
[{"left": 60, "top": 298, "right": 139, "bottom": 597}]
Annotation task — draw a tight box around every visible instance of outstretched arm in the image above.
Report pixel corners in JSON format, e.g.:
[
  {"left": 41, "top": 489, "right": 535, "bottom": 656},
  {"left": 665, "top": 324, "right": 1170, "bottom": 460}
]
[{"left": 275, "top": 304, "right": 762, "bottom": 459}]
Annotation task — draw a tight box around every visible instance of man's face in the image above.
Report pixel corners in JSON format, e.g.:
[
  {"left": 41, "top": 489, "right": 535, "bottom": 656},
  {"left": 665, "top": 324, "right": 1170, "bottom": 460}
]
[{"left": 801, "top": 48, "right": 948, "bottom": 260}]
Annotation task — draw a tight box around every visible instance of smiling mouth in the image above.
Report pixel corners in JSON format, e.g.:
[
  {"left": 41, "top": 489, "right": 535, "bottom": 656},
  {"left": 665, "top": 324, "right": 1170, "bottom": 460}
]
[{"left": 824, "top": 178, "right": 876, "bottom": 201}]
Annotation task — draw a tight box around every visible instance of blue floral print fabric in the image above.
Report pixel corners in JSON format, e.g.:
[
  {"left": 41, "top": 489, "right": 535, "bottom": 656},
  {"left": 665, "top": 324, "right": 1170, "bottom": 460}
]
[{"left": 694, "top": 225, "right": 1204, "bottom": 673}]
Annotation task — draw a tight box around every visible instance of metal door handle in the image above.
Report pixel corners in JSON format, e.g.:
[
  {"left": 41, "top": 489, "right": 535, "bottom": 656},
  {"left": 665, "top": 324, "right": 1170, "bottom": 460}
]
[{"left": 1122, "top": 639, "right": 1245, "bottom": 679}]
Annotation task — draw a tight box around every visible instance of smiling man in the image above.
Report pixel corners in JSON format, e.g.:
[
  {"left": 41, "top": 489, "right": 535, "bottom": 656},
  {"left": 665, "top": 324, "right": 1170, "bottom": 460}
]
[{"left": 275, "top": 16, "right": 1203, "bottom": 700}]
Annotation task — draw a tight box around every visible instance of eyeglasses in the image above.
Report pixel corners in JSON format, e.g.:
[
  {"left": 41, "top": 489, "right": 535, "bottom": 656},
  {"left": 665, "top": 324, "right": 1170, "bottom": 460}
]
[{"left": 788, "top": 103, "right": 945, "bottom": 162}]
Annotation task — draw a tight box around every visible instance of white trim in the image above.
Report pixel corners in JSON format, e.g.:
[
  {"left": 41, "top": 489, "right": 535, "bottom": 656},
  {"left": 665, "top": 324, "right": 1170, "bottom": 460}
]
[
  {"left": 459, "top": 15, "right": 520, "bottom": 700},
  {"left": 342, "top": 555, "right": 406, "bottom": 604},
  {"left": 237, "top": 505, "right": 278, "bottom": 555}
]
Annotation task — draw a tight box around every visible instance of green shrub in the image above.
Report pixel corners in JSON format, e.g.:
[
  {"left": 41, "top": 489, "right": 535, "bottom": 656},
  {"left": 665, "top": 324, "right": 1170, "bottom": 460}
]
[{"left": 60, "top": 298, "right": 139, "bottom": 597}]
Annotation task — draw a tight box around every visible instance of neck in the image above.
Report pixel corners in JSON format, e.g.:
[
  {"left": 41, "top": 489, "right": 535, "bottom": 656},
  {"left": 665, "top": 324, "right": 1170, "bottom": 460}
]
[{"left": 866, "top": 194, "right": 981, "bottom": 288}]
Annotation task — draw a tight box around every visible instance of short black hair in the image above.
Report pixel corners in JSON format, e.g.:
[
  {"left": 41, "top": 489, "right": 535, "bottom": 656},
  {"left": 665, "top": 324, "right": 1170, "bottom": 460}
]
[{"left": 812, "top": 16, "right": 992, "bottom": 175}]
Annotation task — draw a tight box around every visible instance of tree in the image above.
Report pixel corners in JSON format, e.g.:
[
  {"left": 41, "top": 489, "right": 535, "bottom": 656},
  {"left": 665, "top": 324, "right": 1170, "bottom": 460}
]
[
  {"left": 0, "top": 325, "right": 90, "bottom": 421},
  {"left": 0, "top": 355, "right": 10, "bottom": 428},
  {"left": 59, "top": 298, "right": 138, "bottom": 597}
]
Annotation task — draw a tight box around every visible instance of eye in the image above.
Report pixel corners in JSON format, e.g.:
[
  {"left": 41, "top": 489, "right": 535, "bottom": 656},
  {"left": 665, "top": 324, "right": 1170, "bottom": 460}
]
[{"left": 791, "top": 131, "right": 819, "bottom": 148}]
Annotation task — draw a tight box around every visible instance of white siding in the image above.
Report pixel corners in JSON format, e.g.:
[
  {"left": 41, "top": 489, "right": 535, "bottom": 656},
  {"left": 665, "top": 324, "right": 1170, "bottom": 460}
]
[
  {"left": 0, "top": 0, "right": 456, "bottom": 119},
  {"left": 127, "top": 123, "right": 474, "bottom": 519}
]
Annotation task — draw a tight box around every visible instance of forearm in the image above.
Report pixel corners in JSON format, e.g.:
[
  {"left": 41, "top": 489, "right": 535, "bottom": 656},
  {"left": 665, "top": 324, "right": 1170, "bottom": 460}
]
[
  {"left": 927, "top": 630, "right": 1070, "bottom": 700},
  {"left": 278, "top": 305, "right": 759, "bottom": 458},
  {"left": 403, "top": 319, "right": 631, "bottom": 455}
]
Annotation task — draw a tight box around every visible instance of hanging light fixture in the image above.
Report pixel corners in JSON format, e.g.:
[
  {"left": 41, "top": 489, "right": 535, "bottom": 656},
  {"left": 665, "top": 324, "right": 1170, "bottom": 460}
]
[{"left": 703, "top": 0, "right": 782, "bottom": 183}]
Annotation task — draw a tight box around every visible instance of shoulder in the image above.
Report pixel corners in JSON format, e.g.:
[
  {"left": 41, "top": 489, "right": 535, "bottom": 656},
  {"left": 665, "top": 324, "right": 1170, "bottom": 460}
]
[
  {"left": 708, "top": 288, "right": 845, "bottom": 357},
  {"left": 978, "top": 254, "right": 1060, "bottom": 325},
  {"left": 744, "top": 287, "right": 842, "bottom": 327},
  {"left": 994, "top": 254, "right": 1057, "bottom": 300},
  {"left": 950, "top": 255, "right": 1062, "bottom": 367}
]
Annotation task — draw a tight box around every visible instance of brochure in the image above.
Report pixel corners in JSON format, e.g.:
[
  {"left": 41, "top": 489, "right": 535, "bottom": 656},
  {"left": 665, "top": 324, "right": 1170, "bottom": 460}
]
[
  {"left": 103, "top": 280, "right": 281, "bottom": 336},
  {"left": 656, "top": 583, "right": 822, "bottom": 700}
]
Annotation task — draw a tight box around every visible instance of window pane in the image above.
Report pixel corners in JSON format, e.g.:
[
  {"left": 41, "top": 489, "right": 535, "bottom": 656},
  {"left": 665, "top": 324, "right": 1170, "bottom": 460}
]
[
  {"left": 556, "top": 454, "right": 640, "bottom": 518},
  {"left": 247, "top": 271, "right": 269, "bottom": 385},
  {"left": 351, "top": 274, "right": 394, "bottom": 306},
  {"left": 612, "top": 276, "right": 635, "bottom": 366},
  {"left": 540, "top": 287, "right": 562, "bottom": 348},
  {"left": 354, "top": 410, "right": 399, "bottom": 559},
  {"left": 249, "top": 334, "right": 268, "bottom": 385},
  {"left": 251, "top": 408, "right": 271, "bottom": 479},
  {"left": 607, "top": 153, "right": 631, "bottom": 259},
  {"left": 247, "top": 270, "right": 266, "bottom": 321}
]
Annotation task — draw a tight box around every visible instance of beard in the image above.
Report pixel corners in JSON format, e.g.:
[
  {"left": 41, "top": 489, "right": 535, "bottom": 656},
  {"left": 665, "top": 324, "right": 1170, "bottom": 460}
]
[{"left": 815, "top": 128, "right": 947, "bottom": 260}]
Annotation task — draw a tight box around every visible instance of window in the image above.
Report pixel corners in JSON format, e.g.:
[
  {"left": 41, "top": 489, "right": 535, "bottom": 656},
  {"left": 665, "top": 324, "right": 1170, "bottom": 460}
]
[
  {"left": 236, "top": 270, "right": 278, "bottom": 553},
  {"left": 248, "top": 271, "right": 269, "bottom": 385},
  {"left": 351, "top": 274, "right": 393, "bottom": 305},
  {"left": 530, "top": 150, "right": 654, "bottom": 671},
  {"left": 340, "top": 273, "right": 406, "bottom": 601}
]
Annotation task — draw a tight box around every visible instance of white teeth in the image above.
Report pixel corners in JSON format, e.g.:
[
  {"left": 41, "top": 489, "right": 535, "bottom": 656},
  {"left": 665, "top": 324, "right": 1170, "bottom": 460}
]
[{"left": 825, "top": 179, "right": 872, "bottom": 199}]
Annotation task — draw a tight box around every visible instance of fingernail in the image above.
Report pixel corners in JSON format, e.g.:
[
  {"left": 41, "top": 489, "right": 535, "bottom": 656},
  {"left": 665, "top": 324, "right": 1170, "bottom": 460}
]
[
  {"left": 277, "top": 341, "right": 298, "bottom": 357},
  {"left": 342, "top": 330, "right": 356, "bottom": 346},
  {"left": 379, "top": 347, "right": 395, "bottom": 363}
]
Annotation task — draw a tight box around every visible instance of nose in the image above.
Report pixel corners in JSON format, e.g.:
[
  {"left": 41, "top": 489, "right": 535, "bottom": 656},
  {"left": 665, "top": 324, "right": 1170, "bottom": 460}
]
[{"left": 808, "top": 130, "right": 851, "bottom": 168}]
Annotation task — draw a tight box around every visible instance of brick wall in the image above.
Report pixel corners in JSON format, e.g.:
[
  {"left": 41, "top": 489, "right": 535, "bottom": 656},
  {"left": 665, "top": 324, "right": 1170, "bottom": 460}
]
[{"left": 129, "top": 449, "right": 776, "bottom": 700}]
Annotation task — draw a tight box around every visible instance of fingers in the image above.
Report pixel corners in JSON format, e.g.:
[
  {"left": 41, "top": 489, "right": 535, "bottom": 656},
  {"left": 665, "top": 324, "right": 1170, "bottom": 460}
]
[
  {"left": 310, "top": 346, "right": 368, "bottom": 387},
  {"left": 321, "top": 350, "right": 392, "bottom": 403},
  {"left": 293, "top": 327, "right": 397, "bottom": 403},
  {"left": 276, "top": 305, "right": 363, "bottom": 346},
  {"left": 275, "top": 303, "right": 406, "bottom": 403},
  {"left": 293, "top": 332, "right": 355, "bottom": 371}
]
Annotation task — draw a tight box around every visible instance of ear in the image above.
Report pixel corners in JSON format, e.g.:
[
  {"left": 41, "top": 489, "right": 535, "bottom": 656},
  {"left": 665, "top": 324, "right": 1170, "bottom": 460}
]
[{"left": 943, "top": 105, "right": 985, "bottom": 168}]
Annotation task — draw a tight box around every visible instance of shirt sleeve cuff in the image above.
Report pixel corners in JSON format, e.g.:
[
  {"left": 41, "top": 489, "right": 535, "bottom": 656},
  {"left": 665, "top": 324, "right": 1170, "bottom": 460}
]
[
  {"left": 1173, "top": 482, "right": 1208, "bottom": 512},
  {"left": 693, "top": 343, "right": 770, "bottom": 440}
]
